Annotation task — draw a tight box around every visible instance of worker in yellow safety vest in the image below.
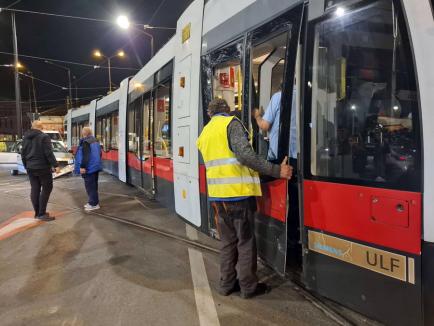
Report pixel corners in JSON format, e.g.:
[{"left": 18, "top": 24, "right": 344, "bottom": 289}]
[{"left": 197, "top": 98, "right": 292, "bottom": 299}]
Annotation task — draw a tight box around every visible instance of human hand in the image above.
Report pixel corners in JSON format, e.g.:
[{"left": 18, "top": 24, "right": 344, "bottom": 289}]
[
  {"left": 279, "top": 156, "right": 293, "bottom": 179},
  {"left": 80, "top": 168, "right": 86, "bottom": 174},
  {"left": 55, "top": 167, "right": 61, "bottom": 174}
]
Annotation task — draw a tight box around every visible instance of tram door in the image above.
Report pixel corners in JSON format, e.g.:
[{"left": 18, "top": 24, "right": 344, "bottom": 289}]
[
  {"left": 126, "top": 94, "right": 144, "bottom": 188},
  {"left": 201, "top": 5, "right": 304, "bottom": 275},
  {"left": 302, "top": 1, "right": 422, "bottom": 325},
  {"left": 248, "top": 6, "right": 304, "bottom": 275},
  {"left": 141, "top": 92, "right": 153, "bottom": 194}
]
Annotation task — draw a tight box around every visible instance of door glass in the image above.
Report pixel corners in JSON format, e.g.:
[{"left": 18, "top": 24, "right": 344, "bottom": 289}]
[
  {"left": 104, "top": 116, "right": 111, "bottom": 151},
  {"left": 213, "top": 60, "right": 242, "bottom": 117},
  {"left": 128, "top": 98, "right": 141, "bottom": 157},
  {"left": 309, "top": 0, "right": 420, "bottom": 189},
  {"left": 251, "top": 32, "right": 289, "bottom": 160},
  {"left": 111, "top": 112, "right": 119, "bottom": 149},
  {"left": 96, "top": 118, "right": 103, "bottom": 144},
  {"left": 154, "top": 82, "right": 171, "bottom": 158},
  {"left": 142, "top": 97, "right": 151, "bottom": 158}
]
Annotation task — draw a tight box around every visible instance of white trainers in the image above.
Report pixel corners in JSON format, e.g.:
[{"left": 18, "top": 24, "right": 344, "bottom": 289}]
[
  {"left": 84, "top": 203, "right": 92, "bottom": 209},
  {"left": 85, "top": 204, "right": 100, "bottom": 211}
]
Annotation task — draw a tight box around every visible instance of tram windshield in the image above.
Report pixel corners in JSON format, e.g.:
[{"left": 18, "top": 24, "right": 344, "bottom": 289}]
[{"left": 309, "top": 0, "right": 420, "bottom": 188}]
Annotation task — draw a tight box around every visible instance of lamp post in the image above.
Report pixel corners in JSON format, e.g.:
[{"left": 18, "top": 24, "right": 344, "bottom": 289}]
[
  {"left": 116, "top": 15, "right": 154, "bottom": 58},
  {"left": 44, "top": 60, "right": 73, "bottom": 109},
  {"left": 93, "top": 49, "right": 125, "bottom": 93}
]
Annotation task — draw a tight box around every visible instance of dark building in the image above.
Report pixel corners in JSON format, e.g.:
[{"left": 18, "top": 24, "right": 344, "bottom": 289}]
[{"left": 0, "top": 99, "right": 31, "bottom": 140}]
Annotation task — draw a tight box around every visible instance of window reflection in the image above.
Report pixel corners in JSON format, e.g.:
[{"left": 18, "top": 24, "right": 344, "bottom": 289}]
[{"left": 310, "top": 0, "right": 420, "bottom": 187}]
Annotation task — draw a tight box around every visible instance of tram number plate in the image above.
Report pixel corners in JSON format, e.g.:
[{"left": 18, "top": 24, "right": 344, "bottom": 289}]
[{"left": 308, "top": 230, "right": 415, "bottom": 283}]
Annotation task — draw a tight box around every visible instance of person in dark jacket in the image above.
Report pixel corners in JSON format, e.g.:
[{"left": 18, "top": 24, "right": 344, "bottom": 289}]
[
  {"left": 74, "top": 127, "right": 102, "bottom": 211},
  {"left": 21, "top": 120, "right": 60, "bottom": 221}
]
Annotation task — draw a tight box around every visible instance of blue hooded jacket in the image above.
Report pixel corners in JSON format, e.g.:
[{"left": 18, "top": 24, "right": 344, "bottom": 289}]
[{"left": 74, "top": 136, "right": 102, "bottom": 175}]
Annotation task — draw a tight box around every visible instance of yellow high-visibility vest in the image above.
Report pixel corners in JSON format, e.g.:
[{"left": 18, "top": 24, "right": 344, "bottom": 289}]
[{"left": 197, "top": 115, "right": 262, "bottom": 198}]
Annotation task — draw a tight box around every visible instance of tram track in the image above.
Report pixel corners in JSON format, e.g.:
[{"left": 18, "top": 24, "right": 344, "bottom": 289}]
[{"left": 1, "top": 186, "right": 371, "bottom": 326}]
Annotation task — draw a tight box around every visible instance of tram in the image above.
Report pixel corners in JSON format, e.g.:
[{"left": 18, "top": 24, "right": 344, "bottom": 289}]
[{"left": 65, "top": 0, "right": 434, "bottom": 324}]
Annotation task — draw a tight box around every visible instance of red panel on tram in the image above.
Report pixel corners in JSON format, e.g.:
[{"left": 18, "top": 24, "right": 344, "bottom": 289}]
[
  {"left": 257, "top": 179, "right": 287, "bottom": 222},
  {"left": 304, "top": 180, "right": 421, "bottom": 255}
]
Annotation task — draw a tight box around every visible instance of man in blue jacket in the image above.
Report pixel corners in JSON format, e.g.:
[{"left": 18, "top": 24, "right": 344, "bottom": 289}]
[{"left": 74, "top": 127, "right": 102, "bottom": 211}]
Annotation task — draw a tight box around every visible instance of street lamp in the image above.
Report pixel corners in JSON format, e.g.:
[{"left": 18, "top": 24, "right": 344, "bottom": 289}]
[
  {"left": 93, "top": 49, "right": 126, "bottom": 93},
  {"left": 116, "top": 15, "right": 154, "bottom": 58},
  {"left": 44, "top": 60, "right": 73, "bottom": 109}
]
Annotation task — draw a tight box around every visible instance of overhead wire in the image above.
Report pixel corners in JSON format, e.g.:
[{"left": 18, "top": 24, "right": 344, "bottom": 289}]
[
  {"left": 18, "top": 71, "right": 66, "bottom": 89},
  {"left": 5, "top": 0, "right": 21, "bottom": 9},
  {"left": 0, "top": 7, "right": 176, "bottom": 30},
  {"left": 0, "top": 51, "right": 140, "bottom": 70},
  {"left": 147, "top": 0, "right": 168, "bottom": 25}
]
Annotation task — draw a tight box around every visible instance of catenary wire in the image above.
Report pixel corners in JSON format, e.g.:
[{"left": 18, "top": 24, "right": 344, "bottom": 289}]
[
  {"left": 0, "top": 51, "right": 140, "bottom": 70},
  {"left": 0, "top": 7, "right": 176, "bottom": 30}
]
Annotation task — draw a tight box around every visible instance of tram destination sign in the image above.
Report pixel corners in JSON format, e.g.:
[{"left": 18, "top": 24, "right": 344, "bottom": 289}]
[{"left": 308, "top": 230, "right": 415, "bottom": 284}]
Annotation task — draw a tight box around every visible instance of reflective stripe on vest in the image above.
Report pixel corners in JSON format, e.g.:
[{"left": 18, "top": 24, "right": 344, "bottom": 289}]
[{"left": 197, "top": 115, "right": 262, "bottom": 198}]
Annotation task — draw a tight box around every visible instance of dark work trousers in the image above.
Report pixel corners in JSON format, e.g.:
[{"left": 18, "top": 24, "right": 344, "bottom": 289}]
[
  {"left": 212, "top": 197, "right": 258, "bottom": 294},
  {"left": 28, "top": 169, "right": 53, "bottom": 217},
  {"left": 83, "top": 172, "right": 99, "bottom": 206}
]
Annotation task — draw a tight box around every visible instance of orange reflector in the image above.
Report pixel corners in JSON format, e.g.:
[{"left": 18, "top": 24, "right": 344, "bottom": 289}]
[{"left": 179, "top": 146, "right": 184, "bottom": 157}]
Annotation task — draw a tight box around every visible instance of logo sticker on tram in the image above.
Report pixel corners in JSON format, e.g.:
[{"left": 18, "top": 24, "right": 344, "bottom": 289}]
[
  {"left": 182, "top": 23, "right": 191, "bottom": 43},
  {"left": 308, "top": 230, "right": 415, "bottom": 283}
]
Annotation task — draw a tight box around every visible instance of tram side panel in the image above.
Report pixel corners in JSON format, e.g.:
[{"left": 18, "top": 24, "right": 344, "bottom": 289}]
[
  {"left": 302, "top": 1, "right": 423, "bottom": 325},
  {"left": 402, "top": 1, "right": 434, "bottom": 325},
  {"left": 172, "top": 0, "right": 205, "bottom": 228}
]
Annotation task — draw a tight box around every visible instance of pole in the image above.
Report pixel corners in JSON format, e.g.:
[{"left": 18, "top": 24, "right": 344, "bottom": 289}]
[
  {"left": 150, "top": 35, "right": 154, "bottom": 58},
  {"left": 108, "top": 57, "right": 112, "bottom": 93},
  {"left": 67, "top": 69, "right": 72, "bottom": 109},
  {"left": 31, "top": 74, "right": 38, "bottom": 114},
  {"left": 11, "top": 12, "right": 22, "bottom": 139}
]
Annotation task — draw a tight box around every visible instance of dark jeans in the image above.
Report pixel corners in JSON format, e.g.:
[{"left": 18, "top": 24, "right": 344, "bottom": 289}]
[
  {"left": 28, "top": 169, "right": 53, "bottom": 217},
  {"left": 212, "top": 197, "right": 258, "bottom": 294},
  {"left": 83, "top": 172, "right": 99, "bottom": 206}
]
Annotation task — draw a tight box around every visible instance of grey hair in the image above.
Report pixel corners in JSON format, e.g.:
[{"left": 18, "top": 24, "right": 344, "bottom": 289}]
[{"left": 208, "top": 98, "right": 230, "bottom": 116}]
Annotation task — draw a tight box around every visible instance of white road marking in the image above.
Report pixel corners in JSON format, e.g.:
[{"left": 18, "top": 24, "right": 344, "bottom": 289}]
[
  {"left": 186, "top": 224, "right": 199, "bottom": 241},
  {"left": 188, "top": 248, "right": 220, "bottom": 326},
  {"left": 0, "top": 218, "right": 36, "bottom": 237}
]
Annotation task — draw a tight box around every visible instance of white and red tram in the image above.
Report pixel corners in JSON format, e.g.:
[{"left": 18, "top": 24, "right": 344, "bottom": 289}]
[{"left": 65, "top": 1, "right": 434, "bottom": 324}]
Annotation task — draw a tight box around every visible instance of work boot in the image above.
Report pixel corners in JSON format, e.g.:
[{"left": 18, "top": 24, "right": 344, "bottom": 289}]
[
  {"left": 240, "top": 283, "right": 270, "bottom": 299},
  {"left": 218, "top": 280, "right": 240, "bottom": 296},
  {"left": 36, "top": 213, "right": 55, "bottom": 222}
]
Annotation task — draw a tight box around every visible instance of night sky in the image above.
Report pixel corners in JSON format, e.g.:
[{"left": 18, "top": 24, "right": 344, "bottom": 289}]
[{"left": 0, "top": 0, "right": 192, "bottom": 114}]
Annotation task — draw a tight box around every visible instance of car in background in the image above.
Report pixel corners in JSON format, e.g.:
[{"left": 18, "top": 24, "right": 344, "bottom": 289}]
[
  {"left": 0, "top": 140, "right": 18, "bottom": 166},
  {"left": 44, "top": 130, "right": 66, "bottom": 147},
  {"left": 10, "top": 140, "right": 74, "bottom": 177}
]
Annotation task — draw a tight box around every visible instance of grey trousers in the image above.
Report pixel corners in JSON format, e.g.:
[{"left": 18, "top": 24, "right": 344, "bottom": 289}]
[{"left": 212, "top": 197, "right": 258, "bottom": 294}]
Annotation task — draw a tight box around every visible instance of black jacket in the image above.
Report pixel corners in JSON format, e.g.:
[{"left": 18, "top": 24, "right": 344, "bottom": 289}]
[{"left": 21, "top": 129, "right": 58, "bottom": 170}]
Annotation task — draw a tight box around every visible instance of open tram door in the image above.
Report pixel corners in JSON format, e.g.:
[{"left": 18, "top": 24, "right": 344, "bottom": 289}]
[
  {"left": 302, "top": 1, "right": 423, "bottom": 325},
  {"left": 247, "top": 5, "right": 305, "bottom": 276},
  {"left": 200, "top": 4, "right": 304, "bottom": 275}
]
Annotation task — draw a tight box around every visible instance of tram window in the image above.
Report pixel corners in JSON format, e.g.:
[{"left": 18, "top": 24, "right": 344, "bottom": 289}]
[
  {"left": 309, "top": 0, "right": 420, "bottom": 188},
  {"left": 96, "top": 118, "right": 103, "bottom": 144},
  {"left": 154, "top": 81, "right": 171, "bottom": 158},
  {"left": 72, "top": 124, "right": 78, "bottom": 146},
  {"left": 142, "top": 97, "right": 151, "bottom": 158},
  {"left": 251, "top": 32, "right": 289, "bottom": 159},
  {"left": 127, "top": 98, "right": 141, "bottom": 155},
  {"left": 111, "top": 112, "right": 119, "bottom": 149},
  {"left": 104, "top": 116, "right": 111, "bottom": 151},
  {"left": 213, "top": 61, "right": 242, "bottom": 114}
]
